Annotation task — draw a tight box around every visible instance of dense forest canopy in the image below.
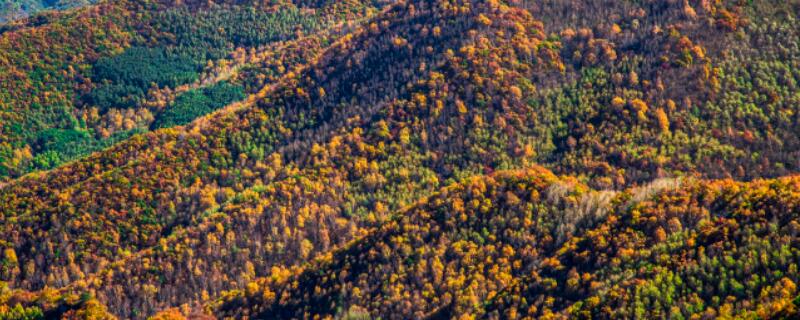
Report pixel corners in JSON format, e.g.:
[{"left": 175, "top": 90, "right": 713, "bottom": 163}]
[
  {"left": 1, "top": 0, "right": 800, "bottom": 319},
  {"left": 0, "top": 0, "right": 374, "bottom": 178}
]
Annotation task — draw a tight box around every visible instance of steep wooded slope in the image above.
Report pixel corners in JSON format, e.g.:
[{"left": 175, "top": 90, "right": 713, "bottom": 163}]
[
  {"left": 1, "top": 0, "right": 560, "bottom": 317},
  {"left": 1, "top": 0, "right": 800, "bottom": 319},
  {"left": 485, "top": 174, "right": 800, "bottom": 319},
  {"left": 0, "top": 0, "right": 378, "bottom": 180},
  {"left": 214, "top": 170, "right": 800, "bottom": 320},
  {"left": 510, "top": 0, "right": 800, "bottom": 186}
]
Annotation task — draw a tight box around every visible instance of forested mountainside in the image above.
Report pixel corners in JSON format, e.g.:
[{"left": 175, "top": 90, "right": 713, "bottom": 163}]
[
  {"left": 213, "top": 168, "right": 800, "bottom": 320},
  {"left": 1, "top": 0, "right": 800, "bottom": 319},
  {"left": 0, "top": 0, "right": 380, "bottom": 180}
]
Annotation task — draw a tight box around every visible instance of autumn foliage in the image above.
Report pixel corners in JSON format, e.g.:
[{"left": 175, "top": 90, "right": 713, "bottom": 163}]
[{"left": 1, "top": 0, "right": 800, "bottom": 319}]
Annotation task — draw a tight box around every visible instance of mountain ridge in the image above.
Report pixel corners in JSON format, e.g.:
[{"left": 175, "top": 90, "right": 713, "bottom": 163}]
[
  {"left": 2, "top": 0, "right": 800, "bottom": 319},
  {"left": 211, "top": 168, "right": 800, "bottom": 319}
]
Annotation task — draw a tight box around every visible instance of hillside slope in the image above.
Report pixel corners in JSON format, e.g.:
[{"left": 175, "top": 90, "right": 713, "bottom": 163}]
[
  {"left": 0, "top": 0, "right": 379, "bottom": 180},
  {"left": 485, "top": 175, "right": 800, "bottom": 319},
  {"left": 1, "top": 0, "right": 561, "bottom": 317},
  {"left": 214, "top": 169, "right": 800, "bottom": 320},
  {"left": 0, "top": 0, "right": 799, "bottom": 319}
]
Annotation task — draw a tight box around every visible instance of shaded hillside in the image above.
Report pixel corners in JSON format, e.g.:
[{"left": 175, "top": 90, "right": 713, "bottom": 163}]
[
  {"left": 5, "top": 0, "right": 800, "bottom": 184},
  {"left": 485, "top": 175, "right": 800, "bottom": 319},
  {"left": 212, "top": 166, "right": 606, "bottom": 319},
  {"left": 0, "top": 0, "right": 561, "bottom": 317},
  {"left": 0, "top": 0, "right": 799, "bottom": 319},
  {"left": 214, "top": 170, "right": 800, "bottom": 320},
  {"left": 507, "top": 0, "right": 800, "bottom": 186},
  {"left": 0, "top": 0, "right": 378, "bottom": 180}
]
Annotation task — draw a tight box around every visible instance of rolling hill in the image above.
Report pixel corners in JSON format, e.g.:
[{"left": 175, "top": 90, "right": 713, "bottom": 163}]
[
  {"left": 0, "top": 0, "right": 799, "bottom": 319},
  {"left": 0, "top": 0, "right": 380, "bottom": 180},
  {"left": 212, "top": 168, "right": 800, "bottom": 319}
]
